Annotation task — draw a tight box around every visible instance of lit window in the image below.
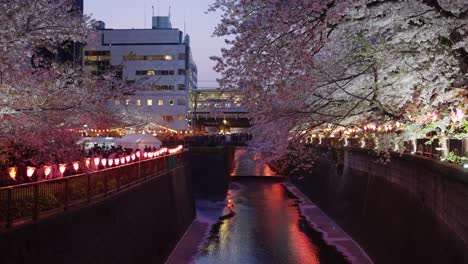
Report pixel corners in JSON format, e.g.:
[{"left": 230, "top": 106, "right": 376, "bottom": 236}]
[
  {"left": 136, "top": 99, "right": 141, "bottom": 106},
  {"left": 158, "top": 99, "right": 164, "bottom": 106},
  {"left": 177, "top": 114, "right": 185, "bottom": 121},
  {"left": 125, "top": 99, "right": 130, "bottom": 105},
  {"left": 146, "top": 70, "right": 156, "bottom": 76},
  {"left": 162, "top": 115, "right": 174, "bottom": 123},
  {"left": 169, "top": 99, "right": 174, "bottom": 106},
  {"left": 147, "top": 99, "right": 153, "bottom": 106},
  {"left": 114, "top": 100, "right": 120, "bottom": 105},
  {"left": 164, "top": 55, "right": 174, "bottom": 60}
]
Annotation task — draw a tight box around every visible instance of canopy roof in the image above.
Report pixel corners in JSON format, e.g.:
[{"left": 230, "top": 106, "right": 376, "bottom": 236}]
[{"left": 115, "top": 134, "right": 161, "bottom": 150}]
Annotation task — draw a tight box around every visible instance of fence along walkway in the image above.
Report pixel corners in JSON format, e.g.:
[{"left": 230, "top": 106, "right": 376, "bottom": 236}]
[{"left": 0, "top": 152, "right": 185, "bottom": 230}]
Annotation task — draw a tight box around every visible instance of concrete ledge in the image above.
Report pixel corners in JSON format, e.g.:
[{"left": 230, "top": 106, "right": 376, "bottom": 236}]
[{"left": 284, "top": 182, "right": 373, "bottom": 264}]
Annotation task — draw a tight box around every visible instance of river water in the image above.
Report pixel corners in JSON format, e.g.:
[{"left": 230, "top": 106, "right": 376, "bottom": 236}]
[{"left": 194, "top": 180, "right": 349, "bottom": 264}]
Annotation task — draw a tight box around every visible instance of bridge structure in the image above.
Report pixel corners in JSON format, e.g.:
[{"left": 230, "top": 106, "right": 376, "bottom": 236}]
[{"left": 189, "top": 89, "right": 250, "bottom": 134}]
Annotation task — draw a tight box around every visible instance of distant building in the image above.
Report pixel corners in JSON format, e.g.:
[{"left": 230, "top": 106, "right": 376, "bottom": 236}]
[
  {"left": 189, "top": 89, "right": 250, "bottom": 134},
  {"left": 84, "top": 16, "right": 198, "bottom": 131}
]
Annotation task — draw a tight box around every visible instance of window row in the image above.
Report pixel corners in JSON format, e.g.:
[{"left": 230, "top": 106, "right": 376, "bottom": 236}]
[
  {"left": 85, "top": 50, "right": 111, "bottom": 56},
  {"left": 162, "top": 114, "right": 186, "bottom": 123},
  {"left": 116, "top": 98, "right": 186, "bottom": 106},
  {"left": 123, "top": 53, "right": 186, "bottom": 61},
  {"left": 124, "top": 54, "right": 173, "bottom": 61},
  {"left": 150, "top": 84, "right": 186, "bottom": 91},
  {"left": 135, "top": 69, "right": 187, "bottom": 76}
]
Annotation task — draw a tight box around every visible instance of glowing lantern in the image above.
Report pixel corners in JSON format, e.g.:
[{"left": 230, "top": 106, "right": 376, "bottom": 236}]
[
  {"left": 101, "top": 158, "right": 107, "bottom": 167},
  {"left": 131, "top": 154, "right": 136, "bottom": 161},
  {"left": 73, "top": 162, "right": 79, "bottom": 172},
  {"left": 8, "top": 167, "right": 17, "bottom": 181},
  {"left": 125, "top": 156, "right": 131, "bottom": 163},
  {"left": 59, "top": 164, "right": 66, "bottom": 175},
  {"left": 93, "top": 157, "right": 100, "bottom": 167},
  {"left": 26, "top": 166, "right": 36, "bottom": 178},
  {"left": 120, "top": 157, "right": 125, "bottom": 164},
  {"left": 114, "top": 158, "right": 120, "bottom": 166},
  {"left": 143, "top": 152, "right": 148, "bottom": 158},
  {"left": 85, "top": 158, "right": 91, "bottom": 168},
  {"left": 44, "top": 166, "right": 52, "bottom": 178},
  {"left": 148, "top": 152, "right": 154, "bottom": 158},
  {"left": 136, "top": 151, "right": 141, "bottom": 158},
  {"left": 108, "top": 158, "right": 114, "bottom": 167}
]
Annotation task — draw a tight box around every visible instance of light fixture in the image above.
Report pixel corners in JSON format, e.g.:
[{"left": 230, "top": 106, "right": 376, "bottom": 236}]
[
  {"left": 93, "top": 157, "right": 100, "bottom": 167},
  {"left": 120, "top": 157, "right": 125, "bottom": 164},
  {"left": 44, "top": 166, "right": 52, "bottom": 179},
  {"left": 85, "top": 158, "right": 91, "bottom": 168},
  {"left": 114, "top": 158, "right": 120, "bottom": 166},
  {"left": 125, "top": 156, "right": 131, "bottom": 163},
  {"left": 73, "top": 162, "right": 80, "bottom": 172},
  {"left": 131, "top": 154, "right": 136, "bottom": 161},
  {"left": 26, "top": 166, "right": 36, "bottom": 178},
  {"left": 8, "top": 167, "right": 17, "bottom": 181},
  {"left": 108, "top": 158, "right": 114, "bottom": 167},
  {"left": 59, "top": 164, "right": 66, "bottom": 175},
  {"left": 101, "top": 158, "right": 107, "bottom": 167}
]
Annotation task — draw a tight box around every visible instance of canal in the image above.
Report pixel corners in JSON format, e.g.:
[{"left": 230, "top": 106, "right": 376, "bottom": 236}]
[
  {"left": 195, "top": 181, "right": 349, "bottom": 264},
  {"left": 167, "top": 147, "right": 355, "bottom": 264}
]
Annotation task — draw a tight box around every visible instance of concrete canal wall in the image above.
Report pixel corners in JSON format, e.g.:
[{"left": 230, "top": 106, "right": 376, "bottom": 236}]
[
  {"left": 0, "top": 164, "right": 195, "bottom": 264},
  {"left": 189, "top": 146, "right": 235, "bottom": 201},
  {"left": 292, "top": 148, "right": 468, "bottom": 264}
]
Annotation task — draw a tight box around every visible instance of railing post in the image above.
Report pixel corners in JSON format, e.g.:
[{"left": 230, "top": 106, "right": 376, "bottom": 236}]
[
  {"left": 6, "top": 188, "right": 13, "bottom": 228},
  {"left": 33, "top": 184, "right": 39, "bottom": 221},
  {"left": 104, "top": 172, "right": 108, "bottom": 197},
  {"left": 117, "top": 173, "right": 121, "bottom": 191},
  {"left": 87, "top": 173, "right": 91, "bottom": 203},
  {"left": 64, "top": 178, "right": 69, "bottom": 210}
]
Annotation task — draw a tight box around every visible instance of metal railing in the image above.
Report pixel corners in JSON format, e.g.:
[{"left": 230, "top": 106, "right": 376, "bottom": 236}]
[
  {"left": 0, "top": 151, "right": 185, "bottom": 230},
  {"left": 309, "top": 137, "right": 467, "bottom": 162}
]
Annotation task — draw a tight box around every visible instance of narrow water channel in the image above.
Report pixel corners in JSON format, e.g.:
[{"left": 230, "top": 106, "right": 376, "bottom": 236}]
[{"left": 195, "top": 181, "right": 349, "bottom": 264}]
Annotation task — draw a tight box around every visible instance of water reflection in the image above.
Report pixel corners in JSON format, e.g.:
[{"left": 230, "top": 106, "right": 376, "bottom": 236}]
[
  {"left": 230, "top": 148, "right": 277, "bottom": 177},
  {"left": 195, "top": 182, "right": 348, "bottom": 264}
]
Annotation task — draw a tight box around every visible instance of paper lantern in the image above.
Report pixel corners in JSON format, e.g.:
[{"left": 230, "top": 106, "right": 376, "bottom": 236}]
[
  {"left": 8, "top": 167, "right": 17, "bottom": 181},
  {"left": 26, "top": 166, "right": 36, "bottom": 178}
]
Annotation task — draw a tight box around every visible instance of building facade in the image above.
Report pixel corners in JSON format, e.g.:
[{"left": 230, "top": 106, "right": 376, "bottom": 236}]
[{"left": 84, "top": 16, "right": 197, "bottom": 131}]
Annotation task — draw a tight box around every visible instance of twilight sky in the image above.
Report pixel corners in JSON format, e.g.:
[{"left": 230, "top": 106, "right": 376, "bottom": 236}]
[{"left": 84, "top": 0, "right": 224, "bottom": 88}]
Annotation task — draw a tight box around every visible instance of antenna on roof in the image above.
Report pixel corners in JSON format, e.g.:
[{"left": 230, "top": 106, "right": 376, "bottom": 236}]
[
  {"left": 152, "top": 5, "right": 154, "bottom": 17},
  {"left": 169, "top": 6, "right": 171, "bottom": 18},
  {"left": 144, "top": 4, "right": 147, "bottom": 28}
]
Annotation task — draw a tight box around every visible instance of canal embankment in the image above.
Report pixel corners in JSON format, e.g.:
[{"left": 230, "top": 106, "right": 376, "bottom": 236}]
[
  {"left": 289, "top": 148, "right": 468, "bottom": 264},
  {"left": 0, "top": 163, "right": 194, "bottom": 264}
]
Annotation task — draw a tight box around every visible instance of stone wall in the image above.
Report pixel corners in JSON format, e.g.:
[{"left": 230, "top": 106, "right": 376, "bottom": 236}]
[
  {"left": 0, "top": 164, "right": 195, "bottom": 264},
  {"left": 292, "top": 148, "right": 468, "bottom": 264}
]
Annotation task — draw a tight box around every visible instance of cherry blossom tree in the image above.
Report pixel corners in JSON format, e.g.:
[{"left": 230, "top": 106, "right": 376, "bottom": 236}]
[
  {"left": 0, "top": 0, "right": 131, "bottom": 171},
  {"left": 210, "top": 0, "right": 468, "bottom": 164}
]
